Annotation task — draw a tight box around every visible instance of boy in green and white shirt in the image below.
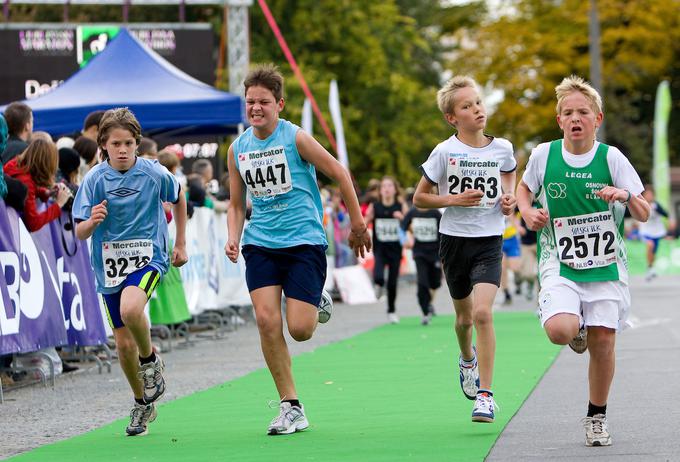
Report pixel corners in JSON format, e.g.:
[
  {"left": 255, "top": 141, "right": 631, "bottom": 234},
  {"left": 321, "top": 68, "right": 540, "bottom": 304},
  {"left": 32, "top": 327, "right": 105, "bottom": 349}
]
[{"left": 517, "top": 75, "right": 650, "bottom": 447}]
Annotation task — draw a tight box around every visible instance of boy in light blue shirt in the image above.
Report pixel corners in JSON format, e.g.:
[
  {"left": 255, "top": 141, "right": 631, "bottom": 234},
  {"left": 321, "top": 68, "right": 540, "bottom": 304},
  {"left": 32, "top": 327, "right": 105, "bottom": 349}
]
[{"left": 73, "top": 108, "right": 188, "bottom": 437}]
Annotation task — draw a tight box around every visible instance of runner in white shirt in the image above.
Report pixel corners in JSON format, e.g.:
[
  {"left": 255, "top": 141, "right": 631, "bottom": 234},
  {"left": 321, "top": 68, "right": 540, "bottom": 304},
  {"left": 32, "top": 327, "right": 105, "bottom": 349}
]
[
  {"left": 414, "top": 76, "right": 517, "bottom": 424},
  {"left": 517, "top": 75, "right": 650, "bottom": 447},
  {"left": 638, "top": 185, "right": 668, "bottom": 280}
]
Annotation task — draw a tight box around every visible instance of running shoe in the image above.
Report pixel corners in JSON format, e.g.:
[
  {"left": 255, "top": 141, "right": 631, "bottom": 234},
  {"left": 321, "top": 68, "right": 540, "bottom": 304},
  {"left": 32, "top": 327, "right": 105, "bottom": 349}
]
[
  {"left": 569, "top": 327, "right": 588, "bottom": 354},
  {"left": 268, "top": 402, "right": 309, "bottom": 435},
  {"left": 317, "top": 289, "right": 333, "bottom": 324},
  {"left": 421, "top": 314, "right": 432, "bottom": 326},
  {"left": 472, "top": 391, "right": 497, "bottom": 423},
  {"left": 582, "top": 414, "right": 612, "bottom": 446},
  {"left": 139, "top": 355, "right": 165, "bottom": 403},
  {"left": 388, "top": 313, "right": 400, "bottom": 324},
  {"left": 126, "top": 402, "right": 157, "bottom": 436},
  {"left": 459, "top": 347, "right": 479, "bottom": 400}
]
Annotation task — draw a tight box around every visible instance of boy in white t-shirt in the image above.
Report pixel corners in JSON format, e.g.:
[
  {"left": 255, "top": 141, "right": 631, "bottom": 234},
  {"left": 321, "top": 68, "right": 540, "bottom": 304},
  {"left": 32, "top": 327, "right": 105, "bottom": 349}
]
[
  {"left": 516, "top": 75, "right": 650, "bottom": 447},
  {"left": 413, "top": 76, "right": 517, "bottom": 423}
]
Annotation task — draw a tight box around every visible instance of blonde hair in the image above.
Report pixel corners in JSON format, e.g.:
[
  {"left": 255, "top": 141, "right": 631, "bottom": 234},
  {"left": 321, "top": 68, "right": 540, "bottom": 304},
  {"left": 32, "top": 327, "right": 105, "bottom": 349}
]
[
  {"left": 437, "top": 75, "right": 478, "bottom": 115},
  {"left": 555, "top": 75, "right": 602, "bottom": 114}
]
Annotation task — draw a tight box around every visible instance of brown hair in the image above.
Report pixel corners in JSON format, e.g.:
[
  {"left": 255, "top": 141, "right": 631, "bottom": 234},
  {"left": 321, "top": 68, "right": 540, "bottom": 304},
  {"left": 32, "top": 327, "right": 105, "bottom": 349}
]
[
  {"left": 4, "top": 102, "right": 32, "bottom": 136},
  {"left": 379, "top": 175, "right": 402, "bottom": 203},
  {"left": 244, "top": 64, "right": 284, "bottom": 101},
  {"left": 158, "top": 150, "right": 180, "bottom": 173},
  {"left": 17, "top": 138, "right": 58, "bottom": 187},
  {"left": 97, "top": 108, "right": 142, "bottom": 158},
  {"left": 73, "top": 136, "right": 98, "bottom": 164}
]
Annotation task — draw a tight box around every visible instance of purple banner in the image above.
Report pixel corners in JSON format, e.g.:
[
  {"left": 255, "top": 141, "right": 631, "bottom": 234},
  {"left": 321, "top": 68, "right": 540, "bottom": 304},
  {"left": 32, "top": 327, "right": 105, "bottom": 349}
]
[
  {"left": 0, "top": 201, "right": 106, "bottom": 355},
  {"left": 49, "top": 213, "right": 108, "bottom": 346}
]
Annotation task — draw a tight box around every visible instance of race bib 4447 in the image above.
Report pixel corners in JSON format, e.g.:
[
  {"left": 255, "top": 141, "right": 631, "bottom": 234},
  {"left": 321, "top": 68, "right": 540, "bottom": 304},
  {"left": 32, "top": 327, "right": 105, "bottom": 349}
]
[
  {"left": 238, "top": 146, "right": 292, "bottom": 198},
  {"left": 102, "top": 239, "right": 153, "bottom": 288}
]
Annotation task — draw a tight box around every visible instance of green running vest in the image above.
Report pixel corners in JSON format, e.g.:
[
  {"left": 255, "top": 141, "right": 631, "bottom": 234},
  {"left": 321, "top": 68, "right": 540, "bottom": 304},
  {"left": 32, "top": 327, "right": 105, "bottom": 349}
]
[{"left": 538, "top": 140, "right": 626, "bottom": 282}]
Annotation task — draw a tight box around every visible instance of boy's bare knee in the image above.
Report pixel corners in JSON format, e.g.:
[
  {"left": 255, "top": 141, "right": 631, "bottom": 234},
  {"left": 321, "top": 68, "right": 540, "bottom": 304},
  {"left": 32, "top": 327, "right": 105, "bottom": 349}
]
[
  {"left": 289, "top": 326, "right": 313, "bottom": 342},
  {"left": 544, "top": 326, "right": 573, "bottom": 345}
]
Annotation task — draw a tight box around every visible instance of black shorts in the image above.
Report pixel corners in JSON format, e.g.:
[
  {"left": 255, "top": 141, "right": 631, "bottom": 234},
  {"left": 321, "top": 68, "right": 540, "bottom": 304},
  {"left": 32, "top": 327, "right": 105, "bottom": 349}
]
[
  {"left": 242, "top": 244, "right": 327, "bottom": 306},
  {"left": 439, "top": 234, "right": 503, "bottom": 300}
]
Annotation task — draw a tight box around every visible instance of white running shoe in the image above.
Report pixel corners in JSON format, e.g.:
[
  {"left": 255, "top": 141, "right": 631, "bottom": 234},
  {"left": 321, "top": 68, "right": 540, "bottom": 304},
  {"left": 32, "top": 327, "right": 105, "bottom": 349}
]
[
  {"left": 471, "top": 391, "right": 497, "bottom": 423},
  {"left": 138, "top": 355, "right": 166, "bottom": 403},
  {"left": 317, "top": 289, "right": 333, "bottom": 324},
  {"left": 458, "top": 347, "right": 479, "bottom": 400},
  {"left": 387, "top": 313, "right": 400, "bottom": 324},
  {"left": 267, "top": 402, "right": 309, "bottom": 435},
  {"left": 569, "top": 327, "right": 588, "bottom": 354},
  {"left": 126, "top": 402, "right": 157, "bottom": 436},
  {"left": 583, "top": 414, "right": 612, "bottom": 446}
]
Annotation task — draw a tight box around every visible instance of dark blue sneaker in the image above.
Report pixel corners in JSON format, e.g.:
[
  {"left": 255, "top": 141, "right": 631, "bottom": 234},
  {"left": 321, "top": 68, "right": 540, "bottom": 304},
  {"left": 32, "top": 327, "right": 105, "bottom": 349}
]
[{"left": 459, "top": 346, "right": 479, "bottom": 400}]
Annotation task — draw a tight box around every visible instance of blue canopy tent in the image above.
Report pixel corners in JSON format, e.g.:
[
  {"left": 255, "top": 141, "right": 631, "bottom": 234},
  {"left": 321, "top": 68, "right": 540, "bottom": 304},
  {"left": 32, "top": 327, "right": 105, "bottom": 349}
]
[{"left": 3, "top": 28, "right": 244, "bottom": 136}]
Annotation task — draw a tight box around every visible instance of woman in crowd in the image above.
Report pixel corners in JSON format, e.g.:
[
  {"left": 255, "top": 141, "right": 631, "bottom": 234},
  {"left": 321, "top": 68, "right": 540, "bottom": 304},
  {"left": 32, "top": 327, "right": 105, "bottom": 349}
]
[{"left": 3, "top": 138, "right": 72, "bottom": 231}]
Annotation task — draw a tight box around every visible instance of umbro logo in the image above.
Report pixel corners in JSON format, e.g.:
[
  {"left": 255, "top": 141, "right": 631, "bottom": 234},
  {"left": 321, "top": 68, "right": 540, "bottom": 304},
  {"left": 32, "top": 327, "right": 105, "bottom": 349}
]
[{"left": 108, "top": 187, "right": 140, "bottom": 198}]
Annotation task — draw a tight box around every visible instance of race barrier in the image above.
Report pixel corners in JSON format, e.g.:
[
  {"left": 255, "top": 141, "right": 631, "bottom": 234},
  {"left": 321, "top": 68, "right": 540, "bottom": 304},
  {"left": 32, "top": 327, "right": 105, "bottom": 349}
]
[{"left": 0, "top": 201, "right": 107, "bottom": 356}]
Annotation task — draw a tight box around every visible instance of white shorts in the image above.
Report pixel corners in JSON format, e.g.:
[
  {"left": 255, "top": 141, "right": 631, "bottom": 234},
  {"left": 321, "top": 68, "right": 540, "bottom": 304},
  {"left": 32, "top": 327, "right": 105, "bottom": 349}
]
[{"left": 538, "top": 276, "right": 631, "bottom": 331}]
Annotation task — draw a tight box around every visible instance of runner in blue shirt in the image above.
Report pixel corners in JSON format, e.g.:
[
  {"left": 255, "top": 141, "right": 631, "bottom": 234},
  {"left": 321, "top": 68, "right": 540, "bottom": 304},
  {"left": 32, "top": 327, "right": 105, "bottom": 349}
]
[
  {"left": 73, "top": 108, "right": 188, "bottom": 437},
  {"left": 226, "top": 64, "right": 371, "bottom": 436}
]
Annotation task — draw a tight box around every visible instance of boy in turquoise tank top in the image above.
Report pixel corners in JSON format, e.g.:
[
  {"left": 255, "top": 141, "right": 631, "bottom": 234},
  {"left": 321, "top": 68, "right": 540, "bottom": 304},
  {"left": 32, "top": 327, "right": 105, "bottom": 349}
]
[
  {"left": 225, "top": 64, "right": 371, "bottom": 435},
  {"left": 517, "top": 76, "right": 650, "bottom": 447}
]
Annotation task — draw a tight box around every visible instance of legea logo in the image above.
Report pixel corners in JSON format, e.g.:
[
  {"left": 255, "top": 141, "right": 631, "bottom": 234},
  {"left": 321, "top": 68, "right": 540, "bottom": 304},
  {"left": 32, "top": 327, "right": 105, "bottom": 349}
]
[
  {"left": 547, "top": 182, "right": 567, "bottom": 199},
  {"left": 0, "top": 224, "right": 45, "bottom": 335}
]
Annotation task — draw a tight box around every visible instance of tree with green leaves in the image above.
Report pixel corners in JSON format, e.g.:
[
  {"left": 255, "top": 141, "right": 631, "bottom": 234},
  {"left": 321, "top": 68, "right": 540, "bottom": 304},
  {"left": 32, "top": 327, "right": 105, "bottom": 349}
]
[{"left": 451, "top": 0, "right": 680, "bottom": 181}]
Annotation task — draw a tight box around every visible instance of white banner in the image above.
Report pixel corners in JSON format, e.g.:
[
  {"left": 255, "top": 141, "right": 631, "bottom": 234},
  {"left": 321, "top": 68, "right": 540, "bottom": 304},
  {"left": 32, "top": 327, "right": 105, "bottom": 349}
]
[
  {"left": 329, "top": 80, "right": 349, "bottom": 168},
  {"left": 301, "top": 98, "right": 313, "bottom": 134},
  {"left": 178, "top": 208, "right": 251, "bottom": 315}
]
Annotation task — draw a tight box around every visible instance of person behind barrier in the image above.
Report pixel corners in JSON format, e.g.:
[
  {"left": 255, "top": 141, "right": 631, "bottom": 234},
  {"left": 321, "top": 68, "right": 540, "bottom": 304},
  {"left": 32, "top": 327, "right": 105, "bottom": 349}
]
[
  {"left": 517, "top": 75, "right": 650, "bottom": 447},
  {"left": 81, "top": 110, "right": 105, "bottom": 142},
  {"left": 0, "top": 114, "right": 28, "bottom": 211},
  {"left": 413, "top": 75, "right": 517, "bottom": 424},
  {"left": 72, "top": 107, "right": 188, "bottom": 437},
  {"left": 3, "top": 138, "right": 72, "bottom": 231},
  {"left": 1, "top": 102, "right": 32, "bottom": 164},
  {"left": 402, "top": 184, "right": 442, "bottom": 325},
  {"left": 225, "top": 63, "right": 371, "bottom": 436},
  {"left": 638, "top": 184, "right": 668, "bottom": 281},
  {"left": 364, "top": 176, "right": 409, "bottom": 324}
]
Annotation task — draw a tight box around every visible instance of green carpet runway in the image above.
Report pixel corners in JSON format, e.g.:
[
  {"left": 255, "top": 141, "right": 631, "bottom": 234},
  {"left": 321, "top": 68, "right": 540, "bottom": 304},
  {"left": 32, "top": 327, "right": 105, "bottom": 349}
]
[{"left": 12, "top": 312, "right": 559, "bottom": 462}]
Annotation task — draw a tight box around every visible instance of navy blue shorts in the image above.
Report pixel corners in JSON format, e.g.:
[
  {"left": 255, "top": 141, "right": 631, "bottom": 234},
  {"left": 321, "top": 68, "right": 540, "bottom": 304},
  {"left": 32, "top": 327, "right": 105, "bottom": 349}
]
[
  {"left": 101, "top": 266, "right": 161, "bottom": 329},
  {"left": 242, "top": 244, "right": 327, "bottom": 306}
]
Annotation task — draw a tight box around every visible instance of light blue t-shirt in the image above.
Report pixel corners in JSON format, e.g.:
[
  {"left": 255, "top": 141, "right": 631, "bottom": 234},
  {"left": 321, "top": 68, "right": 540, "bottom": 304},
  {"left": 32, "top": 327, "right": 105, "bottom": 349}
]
[
  {"left": 72, "top": 157, "right": 180, "bottom": 294},
  {"left": 233, "top": 119, "right": 327, "bottom": 248}
]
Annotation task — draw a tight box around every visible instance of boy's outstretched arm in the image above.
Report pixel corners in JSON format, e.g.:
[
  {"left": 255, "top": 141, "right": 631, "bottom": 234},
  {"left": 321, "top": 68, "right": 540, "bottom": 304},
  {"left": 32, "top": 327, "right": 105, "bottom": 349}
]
[
  {"left": 296, "top": 130, "right": 371, "bottom": 257},
  {"left": 596, "top": 186, "right": 650, "bottom": 223},
  {"left": 412, "top": 176, "right": 483, "bottom": 208},
  {"left": 500, "top": 171, "right": 517, "bottom": 215},
  {"left": 171, "top": 192, "right": 188, "bottom": 267},
  {"left": 225, "top": 144, "right": 247, "bottom": 263},
  {"left": 75, "top": 200, "right": 107, "bottom": 240},
  {"left": 516, "top": 180, "right": 548, "bottom": 231}
]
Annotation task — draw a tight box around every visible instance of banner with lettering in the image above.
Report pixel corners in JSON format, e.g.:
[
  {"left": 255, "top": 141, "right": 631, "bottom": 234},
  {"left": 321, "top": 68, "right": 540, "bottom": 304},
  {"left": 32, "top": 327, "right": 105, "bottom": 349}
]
[
  {"left": 49, "top": 214, "right": 108, "bottom": 346},
  {"left": 0, "top": 203, "right": 68, "bottom": 355},
  {"left": 0, "top": 203, "right": 108, "bottom": 355}
]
